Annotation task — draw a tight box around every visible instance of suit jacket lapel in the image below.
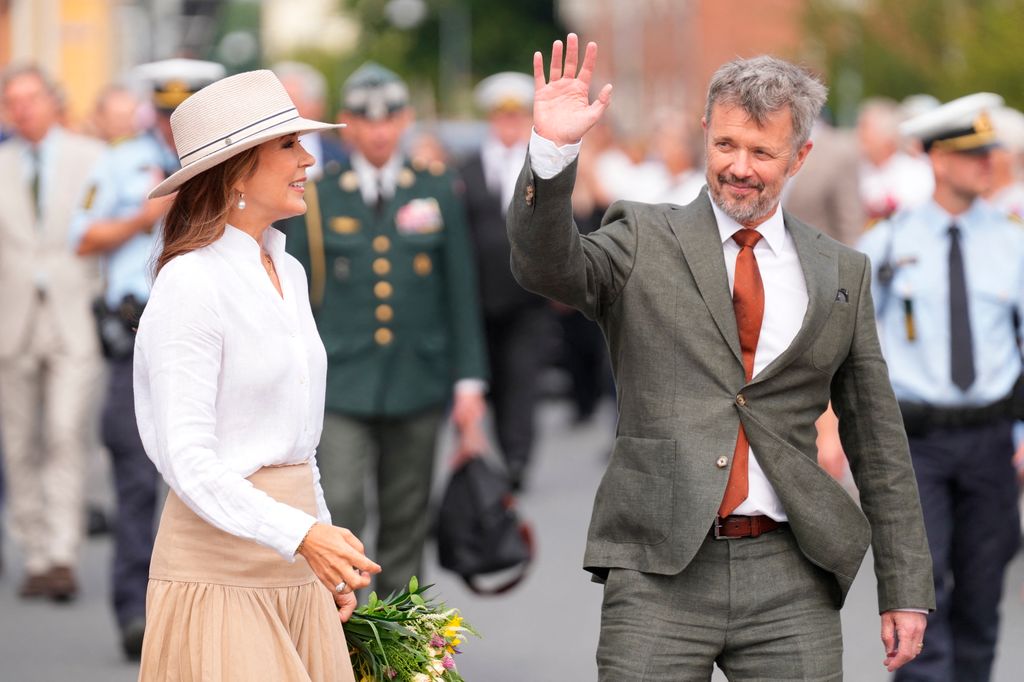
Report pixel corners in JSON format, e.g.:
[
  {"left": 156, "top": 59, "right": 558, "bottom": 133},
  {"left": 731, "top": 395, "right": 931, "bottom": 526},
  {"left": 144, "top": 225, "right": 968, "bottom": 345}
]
[
  {"left": 668, "top": 191, "right": 743, "bottom": 367},
  {"left": 750, "top": 212, "right": 837, "bottom": 386}
]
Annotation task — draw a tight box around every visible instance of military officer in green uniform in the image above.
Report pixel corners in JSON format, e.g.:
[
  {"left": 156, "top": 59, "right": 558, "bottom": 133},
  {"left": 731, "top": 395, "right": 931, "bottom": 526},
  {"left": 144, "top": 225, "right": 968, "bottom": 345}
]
[{"left": 283, "top": 63, "right": 489, "bottom": 597}]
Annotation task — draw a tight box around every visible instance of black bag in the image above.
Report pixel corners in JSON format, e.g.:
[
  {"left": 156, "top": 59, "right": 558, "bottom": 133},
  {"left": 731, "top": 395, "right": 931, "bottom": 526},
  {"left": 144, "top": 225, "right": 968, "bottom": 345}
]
[{"left": 436, "top": 456, "right": 534, "bottom": 595}]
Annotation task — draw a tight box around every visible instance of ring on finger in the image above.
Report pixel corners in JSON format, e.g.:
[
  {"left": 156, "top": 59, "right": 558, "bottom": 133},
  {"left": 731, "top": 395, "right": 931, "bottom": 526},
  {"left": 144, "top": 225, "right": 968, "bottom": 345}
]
[{"left": 334, "top": 580, "right": 347, "bottom": 594}]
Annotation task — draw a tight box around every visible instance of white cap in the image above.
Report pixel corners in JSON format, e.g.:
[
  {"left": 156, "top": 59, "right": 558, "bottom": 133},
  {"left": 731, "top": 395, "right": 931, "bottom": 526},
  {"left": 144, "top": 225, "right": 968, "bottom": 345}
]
[
  {"left": 899, "top": 92, "right": 1004, "bottom": 153},
  {"left": 474, "top": 72, "right": 534, "bottom": 113}
]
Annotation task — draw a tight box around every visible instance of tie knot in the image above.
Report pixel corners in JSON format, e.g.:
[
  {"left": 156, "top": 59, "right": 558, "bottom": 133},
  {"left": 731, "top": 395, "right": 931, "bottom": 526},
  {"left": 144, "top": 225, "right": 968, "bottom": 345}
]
[
  {"left": 948, "top": 223, "right": 961, "bottom": 238},
  {"left": 732, "top": 228, "right": 763, "bottom": 250}
]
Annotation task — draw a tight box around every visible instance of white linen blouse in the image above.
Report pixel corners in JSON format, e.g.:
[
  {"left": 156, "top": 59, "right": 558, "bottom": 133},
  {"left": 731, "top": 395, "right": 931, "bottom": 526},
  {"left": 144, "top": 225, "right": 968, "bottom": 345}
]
[{"left": 134, "top": 224, "right": 331, "bottom": 560}]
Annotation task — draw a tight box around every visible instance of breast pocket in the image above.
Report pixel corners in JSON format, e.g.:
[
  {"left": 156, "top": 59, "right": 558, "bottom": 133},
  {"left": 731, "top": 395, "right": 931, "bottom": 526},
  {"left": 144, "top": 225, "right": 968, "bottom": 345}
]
[
  {"left": 589, "top": 436, "right": 676, "bottom": 545},
  {"left": 810, "top": 302, "right": 855, "bottom": 374}
]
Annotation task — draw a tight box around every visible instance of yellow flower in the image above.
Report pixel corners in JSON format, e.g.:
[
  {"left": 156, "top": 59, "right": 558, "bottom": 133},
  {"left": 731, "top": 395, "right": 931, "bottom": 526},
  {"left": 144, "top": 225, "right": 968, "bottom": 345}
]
[{"left": 443, "top": 615, "right": 463, "bottom": 639}]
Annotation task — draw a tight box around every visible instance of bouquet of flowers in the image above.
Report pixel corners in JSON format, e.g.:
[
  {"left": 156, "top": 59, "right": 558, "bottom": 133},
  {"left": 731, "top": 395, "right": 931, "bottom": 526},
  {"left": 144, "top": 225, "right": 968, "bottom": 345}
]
[{"left": 345, "top": 576, "right": 478, "bottom": 681}]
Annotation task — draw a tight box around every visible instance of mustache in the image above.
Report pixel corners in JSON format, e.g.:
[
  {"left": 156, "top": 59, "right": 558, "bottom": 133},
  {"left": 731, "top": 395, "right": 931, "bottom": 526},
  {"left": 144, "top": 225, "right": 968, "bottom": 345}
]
[{"left": 718, "top": 173, "right": 764, "bottom": 191}]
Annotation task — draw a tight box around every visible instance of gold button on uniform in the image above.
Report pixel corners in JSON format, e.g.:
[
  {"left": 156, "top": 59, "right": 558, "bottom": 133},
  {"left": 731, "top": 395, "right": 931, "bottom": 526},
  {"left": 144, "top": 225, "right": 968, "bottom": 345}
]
[
  {"left": 374, "top": 281, "right": 393, "bottom": 299},
  {"left": 374, "top": 328, "right": 393, "bottom": 346},
  {"left": 716, "top": 456, "right": 729, "bottom": 469},
  {"left": 736, "top": 393, "right": 747, "bottom": 406},
  {"left": 413, "top": 253, "right": 432, "bottom": 276},
  {"left": 375, "top": 304, "right": 394, "bottom": 322},
  {"left": 373, "top": 258, "right": 391, "bottom": 276},
  {"left": 373, "top": 236, "right": 391, "bottom": 253}
]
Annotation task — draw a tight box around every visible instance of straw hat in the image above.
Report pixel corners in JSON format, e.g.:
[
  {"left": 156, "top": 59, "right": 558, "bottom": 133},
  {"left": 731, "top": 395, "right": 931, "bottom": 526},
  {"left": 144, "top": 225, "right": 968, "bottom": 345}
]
[{"left": 149, "top": 69, "right": 344, "bottom": 198}]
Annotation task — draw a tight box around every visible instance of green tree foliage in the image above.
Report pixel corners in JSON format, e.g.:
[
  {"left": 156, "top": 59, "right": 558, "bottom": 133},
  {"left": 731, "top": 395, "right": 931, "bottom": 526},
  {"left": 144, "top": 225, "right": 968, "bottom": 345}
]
[
  {"left": 339, "top": 0, "right": 565, "bottom": 116},
  {"left": 807, "top": 0, "right": 1024, "bottom": 121}
]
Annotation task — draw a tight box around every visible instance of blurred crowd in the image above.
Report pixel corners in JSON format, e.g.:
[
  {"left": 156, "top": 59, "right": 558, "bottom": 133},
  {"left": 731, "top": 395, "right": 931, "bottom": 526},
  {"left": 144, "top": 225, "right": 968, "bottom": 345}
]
[{"left": 1, "top": 54, "right": 1023, "bottom": 670}]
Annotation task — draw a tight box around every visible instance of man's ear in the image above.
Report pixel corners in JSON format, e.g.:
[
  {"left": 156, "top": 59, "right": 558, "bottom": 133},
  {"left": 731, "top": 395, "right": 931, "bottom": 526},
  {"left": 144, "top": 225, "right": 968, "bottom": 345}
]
[{"left": 789, "top": 140, "right": 814, "bottom": 177}]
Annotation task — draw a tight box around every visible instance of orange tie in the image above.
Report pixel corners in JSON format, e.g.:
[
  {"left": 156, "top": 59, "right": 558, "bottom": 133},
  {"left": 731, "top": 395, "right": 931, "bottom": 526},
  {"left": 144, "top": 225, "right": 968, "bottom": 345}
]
[{"left": 719, "top": 228, "right": 765, "bottom": 518}]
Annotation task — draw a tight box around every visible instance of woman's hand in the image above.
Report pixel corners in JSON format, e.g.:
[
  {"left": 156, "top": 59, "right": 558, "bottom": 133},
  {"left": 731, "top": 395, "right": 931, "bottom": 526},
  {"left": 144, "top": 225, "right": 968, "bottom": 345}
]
[
  {"left": 297, "top": 523, "right": 381, "bottom": 604},
  {"left": 334, "top": 590, "right": 358, "bottom": 623}
]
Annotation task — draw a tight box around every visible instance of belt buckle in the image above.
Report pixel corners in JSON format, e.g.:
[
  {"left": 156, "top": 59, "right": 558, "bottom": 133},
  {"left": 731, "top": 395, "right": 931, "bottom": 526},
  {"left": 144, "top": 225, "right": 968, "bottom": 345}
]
[{"left": 712, "top": 516, "right": 739, "bottom": 540}]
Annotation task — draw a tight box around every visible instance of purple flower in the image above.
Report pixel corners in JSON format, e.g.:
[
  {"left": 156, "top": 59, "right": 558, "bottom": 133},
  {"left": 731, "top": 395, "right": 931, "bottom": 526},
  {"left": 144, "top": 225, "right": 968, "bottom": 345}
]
[
  {"left": 385, "top": 667, "right": 397, "bottom": 679},
  {"left": 430, "top": 634, "right": 445, "bottom": 649},
  {"left": 442, "top": 655, "right": 456, "bottom": 670}
]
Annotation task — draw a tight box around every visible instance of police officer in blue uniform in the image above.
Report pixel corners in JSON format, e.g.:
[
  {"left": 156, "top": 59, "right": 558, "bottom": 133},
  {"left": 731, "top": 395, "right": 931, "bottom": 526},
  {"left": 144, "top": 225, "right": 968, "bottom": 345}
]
[
  {"left": 70, "top": 58, "right": 224, "bottom": 659},
  {"left": 858, "top": 93, "right": 1024, "bottom": 682}
]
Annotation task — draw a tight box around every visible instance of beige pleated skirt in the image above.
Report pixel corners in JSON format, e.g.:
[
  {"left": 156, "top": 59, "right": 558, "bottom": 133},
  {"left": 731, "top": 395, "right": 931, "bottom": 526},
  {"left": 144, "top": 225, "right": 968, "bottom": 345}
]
[{"left": 139, "top": 463, "right": 355, "bottom": 682}]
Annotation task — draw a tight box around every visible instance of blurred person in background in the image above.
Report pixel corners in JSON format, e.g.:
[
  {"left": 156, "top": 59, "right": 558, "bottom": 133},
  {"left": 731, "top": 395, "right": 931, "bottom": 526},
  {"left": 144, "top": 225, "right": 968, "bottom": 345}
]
[
  {"left": 408, "top": 128, "right": 449, "bottom": 174},
  {"left": 986, "top": 106, "right": 1024, "bottom": 218},
  {"left": 858, "top": 93, "right": 1023, "bottom": 682},
  {"left": 459, "top": 71, "right": 551, "bottom": 490},
  {"left": 858, "top": 97, "right": 934, "bottom": 220},
  {"left": 283, "top": 63, "right": 488, "bottom": 597},
  {"left": 786, "top": 114, "right": 865, "bottom": 246},
  {"left": 272, "top": 61, "right": 349, "bottom": 181},
  {"left": 133, "top": 70, "right": 380, "bottom": 680},
  {"left": 70, "top": 59, "right": 224, "bottom": 660},
  {"left": 649, "top": 110, "right": 705, "bottom": 206},
  {"left": 0, "top": 64, "right": 105, "bottom": 602}
]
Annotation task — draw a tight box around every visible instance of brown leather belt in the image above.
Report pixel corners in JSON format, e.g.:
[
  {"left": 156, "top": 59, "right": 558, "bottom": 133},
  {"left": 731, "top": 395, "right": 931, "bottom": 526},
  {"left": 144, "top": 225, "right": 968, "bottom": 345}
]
[{"left": 710, "top": 515, "right": 786, "bottom": 540}]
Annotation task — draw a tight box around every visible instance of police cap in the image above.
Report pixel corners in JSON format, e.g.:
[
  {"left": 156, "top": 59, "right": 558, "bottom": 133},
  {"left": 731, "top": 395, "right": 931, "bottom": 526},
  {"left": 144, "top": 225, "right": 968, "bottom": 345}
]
[
  {"left": 131, "top": 58, "right": 226, "bottom": 113},
  {"left": 341, "top": 62, "right": 409, "bottom": 120},
  {"left": 900, "top": 92, "right": 1004, "bottom": 154},
  {"left": 474, "top": 72, "right": 534, "bottom": 114}
]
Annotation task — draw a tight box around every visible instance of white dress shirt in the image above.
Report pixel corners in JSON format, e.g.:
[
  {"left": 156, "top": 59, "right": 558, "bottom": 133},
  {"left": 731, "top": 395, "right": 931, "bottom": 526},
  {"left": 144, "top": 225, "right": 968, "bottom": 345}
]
[
  {"left": 134, "top": 225, "right": 331, "bottom": 560},
  {"left": 530, "top": 130, "right": 809, "bottom": 520},
  {"left": 480, "top": 135, "right": 528, "bottom": 214}
]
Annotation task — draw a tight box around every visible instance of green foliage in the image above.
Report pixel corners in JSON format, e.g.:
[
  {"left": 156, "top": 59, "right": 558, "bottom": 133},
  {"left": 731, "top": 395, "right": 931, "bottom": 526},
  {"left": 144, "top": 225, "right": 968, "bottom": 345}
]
[
  {"left": 346, "top": 576, "right": 479, "bottom": 681},
  {"left": 806, "top": 0, "right": 1024, "bottom": 121},
  {"left": 340, "top": 0, "right": 565, "bottom": 116}
]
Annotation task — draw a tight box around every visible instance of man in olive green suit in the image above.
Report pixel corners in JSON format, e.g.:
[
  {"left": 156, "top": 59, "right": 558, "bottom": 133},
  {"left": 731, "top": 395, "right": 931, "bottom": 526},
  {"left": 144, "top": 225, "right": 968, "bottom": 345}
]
[
  {"left": 509, "top": 36, "right": 934, "bottom": 679},
  {"left": 284, "top": 63, "right": 488, "bottom": 597}
]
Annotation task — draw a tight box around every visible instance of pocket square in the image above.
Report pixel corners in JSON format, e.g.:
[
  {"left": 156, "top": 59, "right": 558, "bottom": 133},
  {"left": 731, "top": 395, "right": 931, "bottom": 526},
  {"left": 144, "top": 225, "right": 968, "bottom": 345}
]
[{"left": 835, "top": 288, "right": 849, "bottom": 303}]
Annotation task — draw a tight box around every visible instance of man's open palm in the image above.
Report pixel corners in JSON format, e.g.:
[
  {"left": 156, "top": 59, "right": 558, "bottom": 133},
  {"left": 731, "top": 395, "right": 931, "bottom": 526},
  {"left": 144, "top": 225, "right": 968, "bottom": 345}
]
[{"left": 533, "top": 33, "right": 613, "bottom": 146}]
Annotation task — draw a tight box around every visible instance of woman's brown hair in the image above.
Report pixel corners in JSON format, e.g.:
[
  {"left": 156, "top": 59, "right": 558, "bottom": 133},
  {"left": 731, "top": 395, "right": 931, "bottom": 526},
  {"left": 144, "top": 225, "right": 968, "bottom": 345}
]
[{"left": 155, "top": 146, "right": 261, "bottom": 274}]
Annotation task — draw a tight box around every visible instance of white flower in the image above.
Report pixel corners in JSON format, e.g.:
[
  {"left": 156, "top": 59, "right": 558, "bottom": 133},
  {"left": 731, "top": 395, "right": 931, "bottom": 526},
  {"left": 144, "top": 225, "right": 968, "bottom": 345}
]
[
  {"left": 430, "top": 659, "right": 446, "bottom": 674},
  {"left": 410, "top": 674, "right": 432, "bottom": 682}
]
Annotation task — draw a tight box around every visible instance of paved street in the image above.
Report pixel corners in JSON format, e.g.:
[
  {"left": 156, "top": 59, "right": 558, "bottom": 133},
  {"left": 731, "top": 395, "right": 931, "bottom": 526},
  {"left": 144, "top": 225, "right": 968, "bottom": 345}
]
[{"left": 1, "top": 398, "right": 1022, "bottom": 681}]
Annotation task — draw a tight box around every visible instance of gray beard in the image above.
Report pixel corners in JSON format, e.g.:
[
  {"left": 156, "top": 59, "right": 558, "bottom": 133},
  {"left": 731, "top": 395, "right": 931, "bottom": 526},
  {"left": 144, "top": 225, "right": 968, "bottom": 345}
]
[{"left": 707, "top": 176, "right": 782, "bottom": 226}]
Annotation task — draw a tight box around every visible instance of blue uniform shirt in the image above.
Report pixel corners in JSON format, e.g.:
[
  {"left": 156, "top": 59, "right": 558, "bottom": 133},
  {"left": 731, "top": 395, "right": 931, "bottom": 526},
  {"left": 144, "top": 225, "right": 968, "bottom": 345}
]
[
  {"left": 858, "top": 199, "right": 1024, "bottom": 407},
  {"left": 70, "top": 133, "right": 171, "bottom": 307}
]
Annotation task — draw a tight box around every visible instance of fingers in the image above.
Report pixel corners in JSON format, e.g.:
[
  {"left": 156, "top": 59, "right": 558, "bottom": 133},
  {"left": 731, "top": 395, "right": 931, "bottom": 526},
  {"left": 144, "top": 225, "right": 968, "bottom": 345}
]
[
  {"left": 335, "top": 591, "right": 357, "bottom": 623},
  {"left": 549, "top": 39, "right": 564, "bottom": 81},
  {"left": 563, "top": 33, "right": 580, "bottom": 79},
  {"left": 338, "top": 526, "right": 365, "bottom": 555},
  {"left": 533, "top": 51, "right": 545, "bottom": 90},
  {"left": 881, "top": 611, "right": 927, "bottom": 672},
  {"left": 578, "top": 40, "right": 598, "bottom": 87}
]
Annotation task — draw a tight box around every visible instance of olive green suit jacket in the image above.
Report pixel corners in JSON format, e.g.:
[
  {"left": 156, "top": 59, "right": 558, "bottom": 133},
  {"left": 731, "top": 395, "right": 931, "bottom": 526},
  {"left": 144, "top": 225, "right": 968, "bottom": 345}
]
[
  {"left": 283, "top": 158, "right": 488, "bottom": 417},
  {"left": 507, "top": 159, "right": 935, "bottom": 612}
]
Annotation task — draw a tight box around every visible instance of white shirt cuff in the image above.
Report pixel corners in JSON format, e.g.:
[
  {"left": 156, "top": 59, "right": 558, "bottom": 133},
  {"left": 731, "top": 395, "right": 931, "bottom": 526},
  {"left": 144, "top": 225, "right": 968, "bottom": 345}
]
[
  {"left": 894, "top": 608, "right": 929, "bottom": 615},
  {"left": 529, "top": 129, "right": 581, "bottom": 179},
  {"left": 454, "top": 378, "right": 487, "bottom": 396}
]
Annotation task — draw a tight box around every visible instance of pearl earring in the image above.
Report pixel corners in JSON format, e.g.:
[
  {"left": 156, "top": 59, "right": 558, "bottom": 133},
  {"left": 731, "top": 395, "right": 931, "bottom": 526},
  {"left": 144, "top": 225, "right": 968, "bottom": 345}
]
[{"left": 237, "top": 193, "right": 246, "bottom": 210}]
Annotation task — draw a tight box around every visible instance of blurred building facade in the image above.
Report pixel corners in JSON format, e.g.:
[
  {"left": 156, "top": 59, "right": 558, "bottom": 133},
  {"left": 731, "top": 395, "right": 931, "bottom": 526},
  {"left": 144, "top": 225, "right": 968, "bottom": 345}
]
[{"left": 559, "top": 0, "right": 808, "bottom": 134}]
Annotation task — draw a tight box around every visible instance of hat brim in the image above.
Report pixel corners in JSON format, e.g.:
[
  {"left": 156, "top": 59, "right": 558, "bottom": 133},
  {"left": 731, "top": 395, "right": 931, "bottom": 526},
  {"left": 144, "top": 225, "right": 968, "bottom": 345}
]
[{"left": 149, "top": 117, "right": 345, "bottom": 198}]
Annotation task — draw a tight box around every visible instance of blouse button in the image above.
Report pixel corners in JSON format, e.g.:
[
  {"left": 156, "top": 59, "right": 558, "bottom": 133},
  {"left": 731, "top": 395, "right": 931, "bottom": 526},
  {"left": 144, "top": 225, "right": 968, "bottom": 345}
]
[{"left": 716, "top": 456, "right": 729, "bottom": 469}]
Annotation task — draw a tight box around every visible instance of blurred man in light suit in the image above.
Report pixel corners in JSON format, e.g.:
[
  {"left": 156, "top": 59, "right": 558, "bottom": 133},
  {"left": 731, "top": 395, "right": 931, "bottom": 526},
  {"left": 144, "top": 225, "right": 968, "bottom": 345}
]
[{"left": 0, "top": 64, "right": 105, "bottom": 601}]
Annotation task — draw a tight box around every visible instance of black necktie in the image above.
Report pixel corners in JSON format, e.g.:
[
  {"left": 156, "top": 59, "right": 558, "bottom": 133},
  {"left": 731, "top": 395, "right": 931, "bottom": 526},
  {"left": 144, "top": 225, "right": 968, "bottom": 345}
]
[
  {"left": 374, "top": 174, "right": 387, "bottom": 217},
  {"left": 948, "top": 224, "right": 975, "bottom": 391}
]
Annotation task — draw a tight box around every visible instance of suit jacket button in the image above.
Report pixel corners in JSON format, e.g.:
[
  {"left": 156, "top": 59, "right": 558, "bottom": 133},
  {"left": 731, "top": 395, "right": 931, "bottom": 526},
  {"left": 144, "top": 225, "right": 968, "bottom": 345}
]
[
  {"left": 525, "top": 184, "right": 535, "bottom": 206},
  {"left": 736, "top": 393, "right": 747, "bottom": 406},
  {"left": 716, "top": 456, "right": 729, "bottom": 468},
  {"left": 374, "top": 328, "right": 394, "bottom": 346}
]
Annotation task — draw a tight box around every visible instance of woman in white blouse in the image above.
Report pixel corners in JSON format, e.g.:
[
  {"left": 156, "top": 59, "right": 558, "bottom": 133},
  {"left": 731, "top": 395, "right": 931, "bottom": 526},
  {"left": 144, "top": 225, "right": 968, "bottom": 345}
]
[{"left": 132, "top": 71, "right": 380, "bottom": 681}]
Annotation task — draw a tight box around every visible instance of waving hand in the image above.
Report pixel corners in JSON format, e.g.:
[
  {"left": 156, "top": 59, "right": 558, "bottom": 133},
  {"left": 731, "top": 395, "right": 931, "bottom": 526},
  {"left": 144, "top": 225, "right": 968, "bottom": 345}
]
[{"left": 533, "top": 33, "right": 613, "bottom": 146}]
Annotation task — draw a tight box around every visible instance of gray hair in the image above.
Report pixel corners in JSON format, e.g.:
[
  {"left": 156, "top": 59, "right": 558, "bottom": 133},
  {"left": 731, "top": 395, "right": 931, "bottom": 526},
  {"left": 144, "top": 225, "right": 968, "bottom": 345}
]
[
  {"left": 1, "top": 62, "right": 60, "bottom": 99},
  {"left": 271, "top": 61, "right": 326, "bottom": 104},
  {"left": 704, "top": 55, "right": 827, "bottom": 151}
]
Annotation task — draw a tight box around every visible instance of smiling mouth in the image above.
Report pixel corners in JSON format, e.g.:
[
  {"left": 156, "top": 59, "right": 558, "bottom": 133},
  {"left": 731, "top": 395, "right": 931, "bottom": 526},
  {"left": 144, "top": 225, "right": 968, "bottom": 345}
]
[{"left": 289, "top": 180, "right": 306, "bottom": 190}]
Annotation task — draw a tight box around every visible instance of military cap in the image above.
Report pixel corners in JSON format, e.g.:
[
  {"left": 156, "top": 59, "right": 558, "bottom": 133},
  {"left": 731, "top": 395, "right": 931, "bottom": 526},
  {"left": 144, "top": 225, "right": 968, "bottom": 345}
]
[
  {"left": 341, "top": 62, "right": 409, "bottom": 120},
  {"left": 900, "top": 92, "right": 1004, "bottom": 153},
  {"left": 990, "top": 106, "right": 1024, "bottom": 154},
  {"left": 474, "top": 72, "right": 534, "bottom": 113},
  {"left": 130, "top": 58, "right": 226, "bottom": 112}
]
